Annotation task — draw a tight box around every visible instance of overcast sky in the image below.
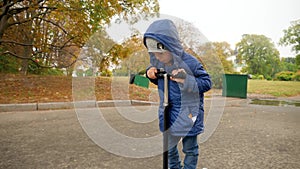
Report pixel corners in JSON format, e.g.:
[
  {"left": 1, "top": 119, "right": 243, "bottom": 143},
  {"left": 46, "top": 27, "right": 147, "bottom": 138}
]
[{"left": 158, "top": 0, "right": 300, "bottom": 57}]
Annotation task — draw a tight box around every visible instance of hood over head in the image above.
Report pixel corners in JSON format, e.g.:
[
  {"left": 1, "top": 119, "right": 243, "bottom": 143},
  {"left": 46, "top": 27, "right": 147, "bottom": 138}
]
[
  {"left": 145, "top": 38, "right": 168, "bottom": 53},
  {"left": 143, "top": 19, "right": 184, "bottom": 57}
]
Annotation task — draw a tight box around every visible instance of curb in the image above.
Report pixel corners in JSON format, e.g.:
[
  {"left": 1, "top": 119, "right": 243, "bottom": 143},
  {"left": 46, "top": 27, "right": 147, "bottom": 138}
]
[
  {"left": 0, "top": 103, "right": 38, "bottom": 112},
  {"left": 4, "top": 96, "right": 295, "bottom": 113},
  {"left": 0, "top": 100, "right": 159, "bottom": 112}
]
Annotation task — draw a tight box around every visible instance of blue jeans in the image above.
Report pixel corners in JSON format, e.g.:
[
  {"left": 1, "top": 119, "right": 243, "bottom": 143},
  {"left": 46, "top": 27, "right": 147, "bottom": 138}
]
[{"left": 168, "top": 135, "right": 199, "bottom": 169}]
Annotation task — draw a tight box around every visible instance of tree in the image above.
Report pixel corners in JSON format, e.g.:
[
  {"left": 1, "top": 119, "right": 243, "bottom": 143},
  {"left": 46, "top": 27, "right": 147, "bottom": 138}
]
[
  {"left": 175, "top": 19, "right": 208, "bottom": 51},
  {"left": 195, "top": 42, "right": 234, "bottom": 88},
  {"left": 279, "top": 19, "right": 300, "bottom": 56},
  {"left": 236, "top": 34, "right": 281, "bottom": 78},
  {"left": 211, "top": 42, "right": 234, "bottom": 73},
  {"left": 175, "top": 20, "right": 234, "bottom": 88},
  {"left": 280, "top": 57, "right": 297, "bottom": 72},
  {"left": 112, "top": 33, "right": 149, "bottom": 76},
  {"left": 296, "top": 55, "right": 300, "bottom": 69},
  {"left": 0, "top": 0, "right": 159, "bottom": 74}
]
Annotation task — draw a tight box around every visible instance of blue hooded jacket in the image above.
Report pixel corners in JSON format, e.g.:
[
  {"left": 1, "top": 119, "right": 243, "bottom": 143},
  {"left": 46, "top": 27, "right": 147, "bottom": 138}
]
[{"left": 144, "top": 19, "right": 212, "bottom": 136}]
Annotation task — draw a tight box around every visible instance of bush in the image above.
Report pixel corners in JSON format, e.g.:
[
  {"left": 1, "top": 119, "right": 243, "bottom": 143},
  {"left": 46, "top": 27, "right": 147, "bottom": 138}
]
[
  {"left": 100, "top": 70, "right": 112, "bottom": 77},
  {"left": 0, "top": 54, "right": 20, "bottom": 73},
  {"left": 138, "top": 69, "right": 146, "bottom": 75},
  {"left": 275, "top": 71, "right": 295, "bottom": 81},
  {"left": 293, "top": 71, "right": 300, "bottom": 81},
  {"left": 211, "top": 72, "right": 222, "bottom": 89},
  {"left": 42, "top": 68, "right": 64, "bottom": 76},
  {"left": 28, "top": 63, "right": 64, "bottom": 75},
  {"left": 265, "top": 75, "right": 272, "bottom": 81},
  {"left": 252, "top": 74, "right": 265, "bottom": 80}
]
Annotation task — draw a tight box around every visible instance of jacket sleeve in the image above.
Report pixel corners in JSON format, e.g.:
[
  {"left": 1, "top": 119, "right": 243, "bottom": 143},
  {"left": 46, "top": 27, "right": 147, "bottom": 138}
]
[
  {"left": 179, "top": 61, "right": 212, "bottom": 94},
  {"left": 146, "top": 66, "right": 158, "bottom": 85},
  {"left": 145, "top": 54, "right": 159, "bottom": 85}
]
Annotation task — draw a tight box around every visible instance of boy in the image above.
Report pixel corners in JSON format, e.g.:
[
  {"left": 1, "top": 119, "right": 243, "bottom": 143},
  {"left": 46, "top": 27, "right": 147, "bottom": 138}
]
[{"left": 144, "top": 19, "right": 212, "bottom": 169}]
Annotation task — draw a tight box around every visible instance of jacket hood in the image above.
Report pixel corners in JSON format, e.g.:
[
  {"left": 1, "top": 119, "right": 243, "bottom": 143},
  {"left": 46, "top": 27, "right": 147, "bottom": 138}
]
[{"left": 143, "top": 19, "right": 184, "bottom": 57}]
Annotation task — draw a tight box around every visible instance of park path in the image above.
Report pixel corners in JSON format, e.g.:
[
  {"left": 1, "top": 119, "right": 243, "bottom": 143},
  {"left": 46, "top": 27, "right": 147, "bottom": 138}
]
[{"left": 0, "top": 98, "right": 299, "bottom": 169}]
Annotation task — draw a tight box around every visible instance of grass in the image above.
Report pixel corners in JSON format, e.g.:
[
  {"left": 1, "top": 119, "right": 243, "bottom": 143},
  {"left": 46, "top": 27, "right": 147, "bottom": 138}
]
[
  {"left": 248, "top": 80, "right": 300, "bottom": 97},
  {"left": 1, "top": 74, "right": 299, "bottom": 104}
]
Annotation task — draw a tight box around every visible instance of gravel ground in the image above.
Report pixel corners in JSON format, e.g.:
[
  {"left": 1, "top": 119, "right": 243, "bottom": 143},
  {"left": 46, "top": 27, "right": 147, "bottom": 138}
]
[{"left": 0, "top": 97, "right": 299, "bottom": 169}]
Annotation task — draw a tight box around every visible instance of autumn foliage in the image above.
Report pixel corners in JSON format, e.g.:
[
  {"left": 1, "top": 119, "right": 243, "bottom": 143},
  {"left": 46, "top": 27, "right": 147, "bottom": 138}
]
[{"left": 0, "top": 0, "right": 159, "bottom": 75}]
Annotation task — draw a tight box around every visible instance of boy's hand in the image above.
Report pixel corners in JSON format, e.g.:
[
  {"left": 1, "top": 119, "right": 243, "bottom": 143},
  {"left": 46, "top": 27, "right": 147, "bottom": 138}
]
[
  {"left": 170, "top": 69, "right": 186, "bottom": 84},
  {"left": 147, "top": 67, "right": 158, "bottom": 79}
]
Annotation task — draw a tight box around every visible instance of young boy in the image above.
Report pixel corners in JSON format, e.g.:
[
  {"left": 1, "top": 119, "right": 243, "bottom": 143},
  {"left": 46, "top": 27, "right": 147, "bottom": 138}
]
[{"left": 144, "top": 19, "right": 212, "bottom": 169}]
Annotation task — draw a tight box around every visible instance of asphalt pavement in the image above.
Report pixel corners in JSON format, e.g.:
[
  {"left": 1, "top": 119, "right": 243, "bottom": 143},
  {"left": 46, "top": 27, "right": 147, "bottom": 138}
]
[{"left": 0, "top": 97, "right": 299, "bottom": 169}]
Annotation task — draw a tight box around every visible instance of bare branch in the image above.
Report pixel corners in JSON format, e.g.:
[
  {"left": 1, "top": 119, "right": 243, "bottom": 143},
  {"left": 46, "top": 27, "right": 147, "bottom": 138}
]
[
  {"left": 1, "top": 50, "right": 78, "bottom": 69},
  {"left": 2, "top": 50, "right": 52, "bottom": 68},
  {"left": 0, "top": 1, "right": 15, "bottom": 18},
  {"left": 49, "top": 36, "right": 77, "bottom": 49},
  {"left": 8, "top": 11, "right": 49, "bottom": 26},
  {"left": 37, "top": 17, "right": 68, "bottom": 34},
  {"left": 0, "top": 39, "right": 33, "bottom": 46}
]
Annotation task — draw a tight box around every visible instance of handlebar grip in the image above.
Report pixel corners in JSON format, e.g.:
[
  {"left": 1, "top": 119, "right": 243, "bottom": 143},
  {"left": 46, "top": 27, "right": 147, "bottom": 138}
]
[
  {"left": 171, "top": 71, "right": 186, "bottom": 79},
  {"left": 155, "top": 68, "right": 186, "bottom": 79}
]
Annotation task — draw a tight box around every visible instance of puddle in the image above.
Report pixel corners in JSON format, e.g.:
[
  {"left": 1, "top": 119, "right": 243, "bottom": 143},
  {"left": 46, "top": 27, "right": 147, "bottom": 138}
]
[{"left": 250, "top": 99, "right": 300, "bottom": 107}]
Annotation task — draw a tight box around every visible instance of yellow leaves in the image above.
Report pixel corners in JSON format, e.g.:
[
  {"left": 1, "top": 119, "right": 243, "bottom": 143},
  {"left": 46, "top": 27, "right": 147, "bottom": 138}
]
[{"left": 1, "top": 0, "right": 159, "bottom": 72}]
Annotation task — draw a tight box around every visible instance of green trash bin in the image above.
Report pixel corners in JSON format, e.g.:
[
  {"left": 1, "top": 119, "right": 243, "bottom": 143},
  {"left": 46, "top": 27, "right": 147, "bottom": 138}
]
[
  {"left": 133, "top": 75, "right": 149, "bottom": 88},
  {"left": 222, "top": 74, "right": 248, "bottom": 98}
]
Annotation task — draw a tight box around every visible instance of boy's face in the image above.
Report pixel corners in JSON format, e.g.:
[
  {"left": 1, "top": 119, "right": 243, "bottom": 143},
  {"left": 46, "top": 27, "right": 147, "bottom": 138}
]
[{"left": 152, "top": 51, "right": 173, "bottom": 65}]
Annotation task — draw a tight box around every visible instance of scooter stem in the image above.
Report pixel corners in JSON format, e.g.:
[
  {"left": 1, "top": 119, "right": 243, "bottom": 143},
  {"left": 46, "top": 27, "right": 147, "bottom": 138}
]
[
  {"left": 163, "top": 73, "right": 169, "bottom": 169},
  {"left": 163, "top": 73, "right": 168, "bottom": 107}
]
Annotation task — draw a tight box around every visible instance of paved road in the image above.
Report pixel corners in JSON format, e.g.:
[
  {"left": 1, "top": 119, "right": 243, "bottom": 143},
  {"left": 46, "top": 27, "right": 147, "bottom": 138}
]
[{"left": 0, "top": 98, "right": 299, "bottom": 169}]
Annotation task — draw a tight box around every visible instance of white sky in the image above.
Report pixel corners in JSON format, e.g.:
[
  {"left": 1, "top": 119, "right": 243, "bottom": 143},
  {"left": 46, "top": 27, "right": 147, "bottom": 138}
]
[{"left": 158, "top": 0, "right": 300, "bottom": 57}]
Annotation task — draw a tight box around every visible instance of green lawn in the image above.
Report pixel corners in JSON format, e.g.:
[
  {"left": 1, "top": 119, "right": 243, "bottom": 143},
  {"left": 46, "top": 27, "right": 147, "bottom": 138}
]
[{"left": 248, "top": 80, "right": 300, "bottom": 97}]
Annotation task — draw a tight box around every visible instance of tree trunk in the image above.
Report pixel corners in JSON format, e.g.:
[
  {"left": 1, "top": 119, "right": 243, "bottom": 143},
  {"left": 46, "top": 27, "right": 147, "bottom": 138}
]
[
  {"left": 20, "top": 59, "right": 29, "bottom": 75},
  {"left": 20, "top": 45, "right": 32, "bottom": 75},
  {"left": 0, "top": 14, "right": 9, "bottom": 42},
  {"left": 20, "top": 9, "right": 35, "bottom": 75},
  {"left": 0, "top": 0, "right": 10, "bottom": 42}
]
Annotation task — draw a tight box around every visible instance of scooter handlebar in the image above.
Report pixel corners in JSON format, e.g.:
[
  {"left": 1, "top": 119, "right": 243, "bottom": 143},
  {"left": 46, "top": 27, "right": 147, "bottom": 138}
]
[{"left": 155, "top": 68, "right": 186, "bottom": 79}]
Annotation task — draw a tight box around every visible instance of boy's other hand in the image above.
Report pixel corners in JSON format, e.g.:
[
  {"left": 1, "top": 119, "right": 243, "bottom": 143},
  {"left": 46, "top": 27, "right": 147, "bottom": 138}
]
[{"left": 147, "top": 67, "right": 158, "bottom": 79}]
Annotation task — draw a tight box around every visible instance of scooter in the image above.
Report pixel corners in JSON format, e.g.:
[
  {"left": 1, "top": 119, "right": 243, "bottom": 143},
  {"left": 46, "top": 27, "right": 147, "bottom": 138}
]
[{"left": 155, "top": 68, "right": 186, "bottom": 169}]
